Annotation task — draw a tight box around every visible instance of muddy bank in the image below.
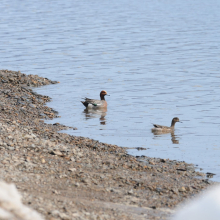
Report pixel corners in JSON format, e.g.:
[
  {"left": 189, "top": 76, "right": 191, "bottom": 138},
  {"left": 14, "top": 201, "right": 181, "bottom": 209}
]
[{"left": 0, "top": 69, "right": 216, "bottom": 220}]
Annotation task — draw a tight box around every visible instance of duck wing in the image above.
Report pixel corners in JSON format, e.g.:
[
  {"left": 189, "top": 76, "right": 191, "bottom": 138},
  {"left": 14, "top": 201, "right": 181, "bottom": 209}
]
[
  {"left": 153, "top": 124, "right": 164, "bottom": 128},
  {"left": 82, "top": 98, "right": 102, "bottom": 107}
]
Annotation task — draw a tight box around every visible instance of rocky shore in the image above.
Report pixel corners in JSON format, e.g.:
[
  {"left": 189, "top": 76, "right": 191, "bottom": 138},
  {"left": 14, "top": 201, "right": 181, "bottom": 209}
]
[{"left": 0, "top": 70, "right": 215, "bottom": 220}]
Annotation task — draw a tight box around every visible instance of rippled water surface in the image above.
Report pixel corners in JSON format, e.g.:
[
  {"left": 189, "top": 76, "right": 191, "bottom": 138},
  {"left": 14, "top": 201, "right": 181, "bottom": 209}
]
[{"left": 1, "top": 0, "right": 220, "bottom": 180}]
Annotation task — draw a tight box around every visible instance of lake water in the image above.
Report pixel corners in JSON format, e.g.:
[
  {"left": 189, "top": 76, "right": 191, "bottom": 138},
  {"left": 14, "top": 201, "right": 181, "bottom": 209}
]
[{"left": 1, "top": 0, "right": 220, "bottom": 181}]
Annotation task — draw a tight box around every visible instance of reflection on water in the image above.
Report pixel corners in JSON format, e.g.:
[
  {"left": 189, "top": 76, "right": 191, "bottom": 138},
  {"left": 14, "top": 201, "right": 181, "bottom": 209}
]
[
  {"left": 152, "top": 130, "right": 179, "bottom": 144},
  {"left": 171, "top": 132, "right": 179, "bottom": 144},
  {"left": 83, "top": 109, "right": 107, "bottom": 125}
]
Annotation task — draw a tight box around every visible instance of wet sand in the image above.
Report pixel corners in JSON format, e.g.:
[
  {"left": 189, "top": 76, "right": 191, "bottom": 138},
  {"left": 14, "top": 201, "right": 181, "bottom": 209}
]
[{"left": 0, "top": 69, "right": 216, "bottom": 220}]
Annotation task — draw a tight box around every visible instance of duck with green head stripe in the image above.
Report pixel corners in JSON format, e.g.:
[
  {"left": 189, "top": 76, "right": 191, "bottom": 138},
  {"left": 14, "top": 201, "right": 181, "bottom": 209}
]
[{"left": 81, "top": 90, "right": 109, "bottom": 109}]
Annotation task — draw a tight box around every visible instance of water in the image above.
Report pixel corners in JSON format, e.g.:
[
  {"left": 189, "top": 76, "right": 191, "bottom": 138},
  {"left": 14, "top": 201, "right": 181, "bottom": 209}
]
[{"left": 1, "top": 0, "right": 220, "bottom": 180}]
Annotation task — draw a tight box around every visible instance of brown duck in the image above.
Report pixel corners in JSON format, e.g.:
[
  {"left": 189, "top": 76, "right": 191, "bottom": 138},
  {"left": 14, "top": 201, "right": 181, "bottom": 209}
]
[
  {"left": 81, "top": 90, "right": 109, "bottom": 108},
  {"left": 152, "top": 117, "right": 181, "bottom": 132}
]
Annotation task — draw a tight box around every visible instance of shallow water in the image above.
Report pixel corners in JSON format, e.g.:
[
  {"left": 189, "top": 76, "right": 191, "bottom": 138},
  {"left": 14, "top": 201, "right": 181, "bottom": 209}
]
[{"left": 1, "top": 0, "right": 220, "bottom": 180}]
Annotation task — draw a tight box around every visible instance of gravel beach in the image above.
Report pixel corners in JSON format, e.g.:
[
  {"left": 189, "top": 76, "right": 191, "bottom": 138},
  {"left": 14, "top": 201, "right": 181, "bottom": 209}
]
[{"left": 0, "top": 70, "right": 215, "bottom": 220}]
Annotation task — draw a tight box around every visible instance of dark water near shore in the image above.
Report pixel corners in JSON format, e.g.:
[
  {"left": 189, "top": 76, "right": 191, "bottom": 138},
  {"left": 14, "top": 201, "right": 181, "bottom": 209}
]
[{"left": 1, "top": 0, "right": 220, "bottom": 180}]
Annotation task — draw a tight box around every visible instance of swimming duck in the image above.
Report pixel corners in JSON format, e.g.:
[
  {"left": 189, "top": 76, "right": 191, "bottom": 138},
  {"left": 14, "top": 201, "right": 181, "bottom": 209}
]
[
  {"left": 81, "top": 90, "right": 109, "bottom": 108},
  {"left": 152, "top": 117, "right": 181, "bottom": 132}
]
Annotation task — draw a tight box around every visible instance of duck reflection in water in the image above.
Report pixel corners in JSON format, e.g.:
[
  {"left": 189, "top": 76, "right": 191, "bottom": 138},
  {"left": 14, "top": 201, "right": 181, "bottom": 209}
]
[
  {"left": 151, "top": 117, "right": 182, "bottom": 144},
  {"left": 83, "top": 108, "right": 107, "bottom": 125},
  {"left": 151, "top": 130, "right": 179, "bottom": 144}
]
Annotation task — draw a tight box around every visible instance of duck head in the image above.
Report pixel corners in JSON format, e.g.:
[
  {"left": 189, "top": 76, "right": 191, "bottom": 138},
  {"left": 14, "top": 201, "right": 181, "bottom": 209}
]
[{"left": 100, "top": 90, "right": 109, "bottom": 100}]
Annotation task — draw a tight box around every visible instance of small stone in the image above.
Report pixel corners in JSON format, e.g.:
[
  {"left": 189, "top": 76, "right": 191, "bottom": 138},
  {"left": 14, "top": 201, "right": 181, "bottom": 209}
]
[
  {"left": 156, "top": 187, "right": 163, "bottom": 193},
  {"left": 185, "top": 186, "right": 193, "bottom": 192},
  {"left": 1, "top": 160, "right": 8, "bottom": 164},
  {"left": 70, "top": 157, "right": 75, "bottom": 162},
  {"left": 22, "top": 177, "right": 29, "bottom": 182},
  {"left": 74, "top": 183, "right": 80, "bottom": 187},
  {"left": 171, "top": 188, "right": 179, "bottom": 195},
  {"left": 24, "top": 134, "right": 34, "bottom": 139},
  {"left": 149, "top": 161, "right": 155, "bottom": 165},
  {"left": 25, "top": 157, "right": 31, "bottom": 162},
  {"left": 41, "top": 158, "right": 46, "bottom": 164},
  {"left": 38, "top": 207, "right": 45, "bottom": 212},
  {"left": 51, "top": 210, "right": 60, "bottom": 217},
  {"left": 179, "top": 186, "right": 186, "bottom": 192},
  {"left": 59, "top": 213, "right": 71, "bottom": 220},
  {"left": 72, "top": 213, "right": 80, "bottom": 217},
  {"left": 52, "top": 190, "right": 59, "bottom": 195},
  {"left": 59, "top": 175, "right": 68, "bottom": 178},
  {"left": 81, "top": 178, "right": 90, "bottom": 184},
  {"left": 51, "top": 150, "right": 63, "bottom": 156},
  {"left": 127, "top": 189, "right": 134, "bottom": 195},
  {"left": 68, "top": 168, "right": 76, "bottom": 172}
]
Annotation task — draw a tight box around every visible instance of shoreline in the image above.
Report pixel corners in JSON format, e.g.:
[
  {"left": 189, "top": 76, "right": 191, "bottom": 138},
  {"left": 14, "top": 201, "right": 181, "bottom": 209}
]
[{"left": 0, "top": 69, "right": 215, "bottom": 219}]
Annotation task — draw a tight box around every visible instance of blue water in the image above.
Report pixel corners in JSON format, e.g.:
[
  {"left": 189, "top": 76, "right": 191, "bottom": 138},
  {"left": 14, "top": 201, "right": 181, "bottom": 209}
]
[{"left": 1, "top": 0, "right": 220, "bottom": 180}]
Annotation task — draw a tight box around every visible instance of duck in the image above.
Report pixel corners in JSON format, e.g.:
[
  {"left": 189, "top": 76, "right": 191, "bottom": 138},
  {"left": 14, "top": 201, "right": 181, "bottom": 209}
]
[
  {"left": 81, "top": 90, "right": 109, "bottom": 108},
  {"left": 151, "top": 117, "right": 181, "bottom": 132}
]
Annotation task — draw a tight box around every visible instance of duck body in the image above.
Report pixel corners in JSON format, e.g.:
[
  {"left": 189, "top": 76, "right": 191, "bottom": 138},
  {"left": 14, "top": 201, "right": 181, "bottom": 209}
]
[
  {"left": 81, "top": 90, "right": 109, "bottom": 109},
  {"left": 81, "top": 98, "right": 107, "bottom": 108},
  {"left": 152, "top": 124, "right": 173, "bottom": 132},
  {"left": 151, "top": 117, "right": 181, "bottom": 133}
]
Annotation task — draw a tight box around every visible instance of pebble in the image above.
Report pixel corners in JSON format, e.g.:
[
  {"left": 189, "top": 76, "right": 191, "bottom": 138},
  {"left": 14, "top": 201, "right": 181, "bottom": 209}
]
[
  {"left": 70, "top": 157, "right": 75, "bottom": 162},
  {"left": 127, "top": 189, "right": 134, "bottom": 195},
  {"left": 59, "top": 213, "right": 71, "bottom": 220},
  {"left": 51, "top": 150, "right": 63, "bottom": 156},
  {"left": 68, "top": 168, "right": 76, "bottom": 172},
  {"left": 179, "top": 186, "right": 186, "bottom": 192},
  {"left": 1, "top": 160, "right": 8, "bottom": 164},
  {"left": 74, "top": 183, "right": 80, "bottom": 187},
  {"left": 171, "top": 188, "right": 179, "bottom": 195}
]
